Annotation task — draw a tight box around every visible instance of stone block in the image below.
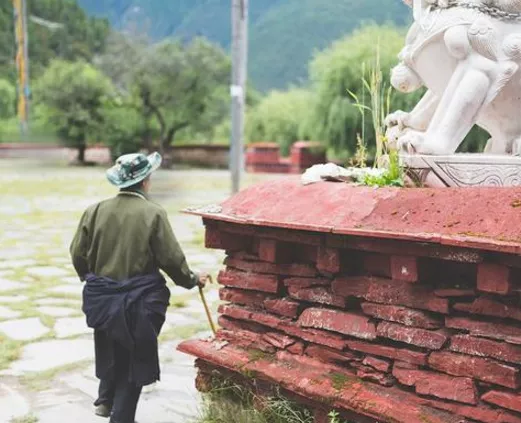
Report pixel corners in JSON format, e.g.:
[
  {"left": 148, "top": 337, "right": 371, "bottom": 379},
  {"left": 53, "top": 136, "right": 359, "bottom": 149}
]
[
  {"left": 453, "top": 297, "right": 521, "bottom": 321},
  {"left": 346, "top": 339, "right": 428, "bottom": 366},
  {"left": 225, "top": 257, "right": 317, "bottom": 277},
  {"left": 482, "top": 390, "right": 521, "bottom": 414},
  {"left": 478, "top": 263, "right": 512, "bottom": 295},
  {"left": 218, "top": 304, "right": 253, "bottom": 321},
  {"left": 446, "top": 316, "right": 521, "bottom": 345},
  {"left": 258, "top": 238, "right": 291, "bottom": 263},
  {"left": 377, "top": 322, "right": 448, "bottom": 350},
  {"left": 284, "top": 277, "right": 331, "bottom": 289},
  {"left": 287, "top": 341, "right": 305, "bottom": 355},
  {"left": 288, "top": 285, "right": 345, "bottom": 308},
  {"left": 298, "top": 308, "right": 376, "bottom": 340},
  {"left": 205, "top": 226, "right": 250, "bottom": 251},
  {"left": 218, "top": 316, "right": 267, "bottom": 335},
  {"left": 218, "top": 269, "right": 280, "bottom": 293},
  {"left": 428, "top": 351, "right": 521, "bottom": 389},
  {"left": 264, "top": 298, "right": 300, "bottom": 318},
  {"left": 305, "top": 344, "right": 359, "bottom": 365},
  {"left": 317, "top": 247, "right": 341, "bottom": 274},
  {"left": 450, "top": 334, "right": 521, "bottom": 364},
  {"left": 261, "top": 332, "right": 296, "bottom": 349},
  {"left": 333, "top": 276, "right": 449, "bottom": 314},
  {"left": 279, "top": 321, "right": 348, "bottom": 350},
  {"left": 217, "top": 329, "right": 275, "bottom": 353},
  {"left": 219, "top": 287, "right": 272, "bottom": 307},
  {"left": 355, "top": 366, "right": 395, "bottom": 387},
  {"left": 362, "top": 356, "right": 391, "bottom": 373},
  {"left": 434, "top": 289, "right": 476, "bottom": 297},
  {"left": 390, "top": 255, "right": 419, "bottom": 282},
  {"left": 393, "top": 368, "right": 478, "bottom": 405},
  {"left": 361, "top": 302, "right": 443, "bottom": 329}
]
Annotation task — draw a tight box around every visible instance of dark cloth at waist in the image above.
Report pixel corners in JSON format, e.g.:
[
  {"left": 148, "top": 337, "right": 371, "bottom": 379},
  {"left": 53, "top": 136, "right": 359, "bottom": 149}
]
[{"left": 82, "top": 272, "right": 170, "bottom": 386}]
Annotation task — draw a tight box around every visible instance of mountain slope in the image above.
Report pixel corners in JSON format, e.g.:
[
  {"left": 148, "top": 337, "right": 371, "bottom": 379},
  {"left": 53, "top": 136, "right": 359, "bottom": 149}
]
[{"left": 77, "top": 0, "right": 410, "bottom": 90}]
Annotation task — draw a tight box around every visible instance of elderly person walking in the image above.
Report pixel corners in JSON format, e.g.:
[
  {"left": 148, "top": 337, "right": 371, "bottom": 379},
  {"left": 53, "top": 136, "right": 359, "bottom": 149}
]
[{"left": 70, "top": 152, "right": 210, "bottom": 423}]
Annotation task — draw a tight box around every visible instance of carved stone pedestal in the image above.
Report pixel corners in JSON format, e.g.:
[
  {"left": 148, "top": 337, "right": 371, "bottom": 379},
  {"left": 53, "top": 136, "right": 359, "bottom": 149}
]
[{"left": 401, "top": 154, "right": 521, "bottom": 187}]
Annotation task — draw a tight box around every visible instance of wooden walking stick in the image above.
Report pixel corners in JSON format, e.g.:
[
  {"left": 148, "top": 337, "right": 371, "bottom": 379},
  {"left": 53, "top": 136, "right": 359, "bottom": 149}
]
[{"left": 198, "top": 275, "right": 217, "bottom": 335}]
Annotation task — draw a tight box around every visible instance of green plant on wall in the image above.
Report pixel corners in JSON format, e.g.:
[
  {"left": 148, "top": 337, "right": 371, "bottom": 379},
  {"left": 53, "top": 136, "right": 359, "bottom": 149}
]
[{"left": 347, "top": 44, "right": 404, "bottom": 188}]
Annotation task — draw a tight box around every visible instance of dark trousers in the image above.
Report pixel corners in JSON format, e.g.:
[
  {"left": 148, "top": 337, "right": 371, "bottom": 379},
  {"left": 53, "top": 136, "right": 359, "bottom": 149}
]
[{"left": 95, "top": 342, "right": 142, "bottom": 423}]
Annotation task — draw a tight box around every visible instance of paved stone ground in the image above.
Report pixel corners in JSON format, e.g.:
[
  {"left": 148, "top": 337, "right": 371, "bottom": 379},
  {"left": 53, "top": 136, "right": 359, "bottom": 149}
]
[{"left": 0, "top": 159, "right": 279, "bottom": 423}]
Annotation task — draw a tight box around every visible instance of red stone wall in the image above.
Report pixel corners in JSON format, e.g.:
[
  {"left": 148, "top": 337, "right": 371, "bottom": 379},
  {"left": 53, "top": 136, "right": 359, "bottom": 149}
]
[{"left": 181, "top": 219, "right": 521, "bottom": 423}]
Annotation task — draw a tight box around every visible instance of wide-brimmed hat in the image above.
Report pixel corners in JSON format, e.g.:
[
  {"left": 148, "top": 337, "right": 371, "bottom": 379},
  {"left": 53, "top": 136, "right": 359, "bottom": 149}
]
[{"left": 106, "top": 152, "right": 162, "bottom": 188}]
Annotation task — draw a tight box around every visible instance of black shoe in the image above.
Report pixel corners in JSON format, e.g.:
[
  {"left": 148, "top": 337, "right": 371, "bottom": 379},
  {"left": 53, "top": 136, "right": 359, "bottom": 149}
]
[{"left": 95, "top": 404, "right": 112, "bottom": 418}]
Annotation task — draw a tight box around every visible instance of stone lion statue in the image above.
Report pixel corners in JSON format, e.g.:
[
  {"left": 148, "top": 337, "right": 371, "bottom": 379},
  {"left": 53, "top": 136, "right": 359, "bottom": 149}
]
[{"left": 386, "top": 0, "right": 521, "bottom": 155}]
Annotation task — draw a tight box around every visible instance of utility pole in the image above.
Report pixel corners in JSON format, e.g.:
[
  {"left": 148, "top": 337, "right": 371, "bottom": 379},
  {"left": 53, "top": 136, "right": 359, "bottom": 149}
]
[
  {"left": 13, "top": 0, "right": 29, "bottom": 135},
  {"left": 230, "top": 0, "right": 248, "bottom": 194}
]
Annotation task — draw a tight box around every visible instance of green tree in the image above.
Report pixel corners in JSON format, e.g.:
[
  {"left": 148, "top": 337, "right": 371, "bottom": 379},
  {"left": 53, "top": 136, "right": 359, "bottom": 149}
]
[
  {"left": 0, "top": 78, "right": 15, "bottom": 118},
  {"left": 131, "top": 37, "right": 230, "bottom": 155},
  {"left": 309, "top": 25, "right": 421, "bottom": 157},
  {"left": 34, "top": 60, "right": 114, "bottom": 163},
  {"left": 246, "top": 88, "right": 314, "bottom": 156}
]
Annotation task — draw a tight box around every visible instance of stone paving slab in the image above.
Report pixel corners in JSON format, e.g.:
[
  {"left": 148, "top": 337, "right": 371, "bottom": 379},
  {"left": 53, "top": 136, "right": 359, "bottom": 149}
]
[
  {"left": 0, "top": 382, "right": 30, "bottom": 422},
  {"left": 0, "top": 305, "right": 21, "bottom": 320},
  {"left": 37, "top": 306, "right": 77, "bottom": 317},
  {"left": 6, "top": 339, "right": 93, "bottom": 374},
  {"left": 0, "top": 295, "right": 29, "bottom": 303},
  {"left": 54, "top": 317, "right": 91, "bottom": 338},
  {"left": 50, "top": 284, "right": 83, "bottom": 296},
  {"left": 26, "top": 266, "right": 70, "bottom": 278},
  {"left": 0, "top": 259, "right": 37, "bottom": 269},
  {"left": 36, "top": 402, "right": 95, "bottom": 423},
  {"left": 0, "top": 317, "right": 49, "bottom": 341},
  {"left": 0, "top": 279, "right": 26, "bottom": 292}
]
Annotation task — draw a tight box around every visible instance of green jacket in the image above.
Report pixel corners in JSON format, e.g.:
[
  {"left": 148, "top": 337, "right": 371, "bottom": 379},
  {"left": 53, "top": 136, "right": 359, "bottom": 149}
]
[{"left": 70, "top": 190, "right": 198, "bottom": 289}]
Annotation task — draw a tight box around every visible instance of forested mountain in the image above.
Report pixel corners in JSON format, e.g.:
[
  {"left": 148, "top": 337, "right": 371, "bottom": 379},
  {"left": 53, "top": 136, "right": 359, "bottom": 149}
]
[{"left": 77, "top": 0, "right": 411, "bottom": 90}]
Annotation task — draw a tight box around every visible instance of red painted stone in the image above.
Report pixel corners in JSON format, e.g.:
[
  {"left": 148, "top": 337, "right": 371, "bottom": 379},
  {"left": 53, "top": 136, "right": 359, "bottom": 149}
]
[
  {"left": 482, "top": 390, "right": 521, "bottom": 414},
  {"left": 333, "top": 276, "right": 449, "bottom": 314},
  {"left": 298, "top": 308, "right": 376, "bottom": 340},
  {"left": 450, "top": 334, "right": 521, "bottom": 364},
  {"left": 390, "top": 255, "right": 419, "bottom": 283},
  {"left": 428, "top": 351, "right": 521, "bottom": 389},
  {"left": 393, "top": 361, "right": 420, "bottom": 370},
  {"left": 258, "top": 238, "right": 291, "bottom": 263},
  {"left": 361, "top": 302, "right": 443, "bottom": 329},
  {"left": 414, "top": 395, "right": 521, "bottom": 423},
  {"left": 218, "top": 316, "right": 267, "bottom": 335},
  {"left": 287, "top": 341, "right": 305, "bottom": 355},
  {"left": 250, "top": 311, "right": 286, "bottom": 330},
  {"left": 205, "top": 226, "right": 251, "bottom": 251},
  {"left": 262, "top": 332, "right": 296, "bottom": 349},
  {"left": 393, "top": 368, "right": 478, "bottom": 405},
  {"left": 218, "top": 269, "right": 280, "bottom": 293},
  {"left": 179, "top": 340, "right": 463, "bottom": 423},
  {"left": 305, "top": 345, "right": 359, "bottom": 364},
  {"left": 217, "top": 329, "right": 275, "bottom": 353},
  {"left": 292, "top": 244, "right": 318, "bottom": 264},
  {"left": 225, "top": 256, "right": 317, "bottom": 277},
  {"left": 477, "top": 263, "right": 512, "bottom": 295},
  {"left": 317, "top": 246, "right": 341, "bottom": 274},
  {"left": 362, "top": 356, "right": 391, "bottom": 373},
  {"left": 284, "top": 277, "right": 331, "bottom": 289},
  {"left": 189, "top": 178, "right": 521, "bottom": 255},
  {"left": 446, "top": 317, "right": 521, "bottom": 345},
  {"left": 453, "top": 297, "right": 521, "bottom": 321},
  {"left": 264, "top": 298, "right": 300, "bottom": 318},
  {"left": 219, "top": 287, "right": 272, "bottom": 307},
  {"left": 377, "top": 321, "right": 448, "bottom": 350},
  {"left": 434, "top": 288, "right": 476, "bottom": 297},
  {"left": 279, "top": 321, "right": 348, "bottom": 350},
  {"left": 346, "top": 339, "right": 428, "bottom": 365},
  {"left": 362, "top": 253, "right": 391, "bottom": 278},
  {"left": 218, "top": 304, "right": 253, "bottom": 321},
  {"left": 288, "top": 286, "right": 345, "bottom": 308},
  {"left": 355, "top": 366, "right": 394, "bottom": 387}
]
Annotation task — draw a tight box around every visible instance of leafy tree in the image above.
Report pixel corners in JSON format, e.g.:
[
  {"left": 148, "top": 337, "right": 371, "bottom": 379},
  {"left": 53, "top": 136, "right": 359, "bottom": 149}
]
[
  {"left": 0, "top": 78, "right": 15, "bottom": 118},
  {"left": 309, "top": 25, "right": 422, "bottom": 157},
  {"left": 246, "top": 88, "right": 314, "bottom": 156},
  {"left": 34, "top": 60, "right": 114, "bottom": 163},
  {"left": 130, "top": 37, "right": 230, "bottom": 155}
]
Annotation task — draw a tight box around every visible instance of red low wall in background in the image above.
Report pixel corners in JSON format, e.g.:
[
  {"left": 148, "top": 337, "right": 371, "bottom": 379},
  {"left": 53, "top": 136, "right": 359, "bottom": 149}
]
[
  {"left": 179, "top": 178, "right": 521, "bottom": 423},
  {"left": 245, "top": 141, "right": 326, "bottom": 173}
]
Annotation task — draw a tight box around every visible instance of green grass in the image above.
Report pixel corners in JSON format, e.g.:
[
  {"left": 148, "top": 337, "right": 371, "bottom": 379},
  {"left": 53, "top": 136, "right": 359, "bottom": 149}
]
[
  {"left": 0, "top": 334, "right": 23, "bottom": 371},
  {"left": 10, "top": 414, "right": 39, "bottom": 423}
]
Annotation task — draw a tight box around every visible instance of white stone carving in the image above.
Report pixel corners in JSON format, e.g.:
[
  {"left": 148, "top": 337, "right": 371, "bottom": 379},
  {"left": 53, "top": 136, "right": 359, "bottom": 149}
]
[
  {"left": 388, "top": 0, "right": 521, "bottom": 156},
  {"left": 401, "top": 153, "right": 521, "bottom": 186}
]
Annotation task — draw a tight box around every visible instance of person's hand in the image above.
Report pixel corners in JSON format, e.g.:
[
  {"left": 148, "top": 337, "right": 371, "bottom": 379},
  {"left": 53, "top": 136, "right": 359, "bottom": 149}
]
[{"left": 197, "top": 273, "right": 213, "bottom": 288}]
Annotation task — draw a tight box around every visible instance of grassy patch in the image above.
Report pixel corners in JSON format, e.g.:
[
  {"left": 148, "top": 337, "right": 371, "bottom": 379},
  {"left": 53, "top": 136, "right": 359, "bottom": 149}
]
[
  {"left": 10, "top": 414, "right": 38, "bottom": 423},
  {"left": 20, "top": 360, "right": 91, "bottom": 391},
  {"left": 0, "top": 334, "right": 22, "bottom": 371},
  {"left": 196, "top": 377, "right": 314, "bottom": 423}
]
